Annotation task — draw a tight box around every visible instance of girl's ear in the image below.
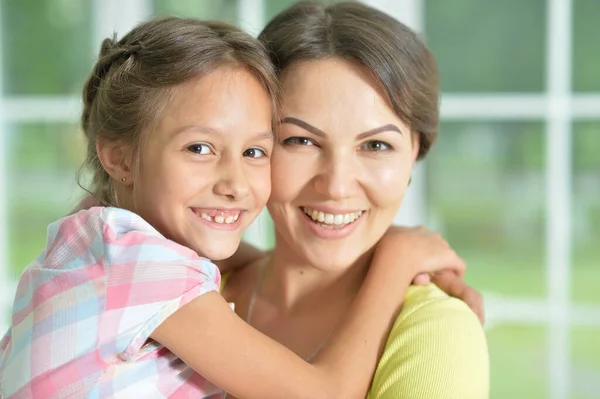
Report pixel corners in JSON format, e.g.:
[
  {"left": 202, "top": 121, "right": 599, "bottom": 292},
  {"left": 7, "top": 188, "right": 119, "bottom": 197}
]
[{"left": 96, "top": 138, "right": 134, "bottom": 185}]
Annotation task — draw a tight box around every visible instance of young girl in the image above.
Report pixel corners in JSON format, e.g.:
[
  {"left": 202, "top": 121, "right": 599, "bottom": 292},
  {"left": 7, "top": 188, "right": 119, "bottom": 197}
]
[{"left": 0, "top": 18, "right": 465, "bottom": 399}]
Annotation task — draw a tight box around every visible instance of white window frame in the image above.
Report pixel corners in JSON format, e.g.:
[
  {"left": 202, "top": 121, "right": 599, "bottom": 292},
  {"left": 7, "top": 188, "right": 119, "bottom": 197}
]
[{"left": 1, "top": 1, "right": 599, "bottom": 398}]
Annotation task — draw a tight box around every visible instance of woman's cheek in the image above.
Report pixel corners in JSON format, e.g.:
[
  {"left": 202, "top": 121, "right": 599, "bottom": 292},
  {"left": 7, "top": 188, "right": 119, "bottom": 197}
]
[
  {"left": 271, "top": 149, "right": 314, "bottom": 197},
  {"left": 366, "top": 159, "right": 412, "bottom": 205}
]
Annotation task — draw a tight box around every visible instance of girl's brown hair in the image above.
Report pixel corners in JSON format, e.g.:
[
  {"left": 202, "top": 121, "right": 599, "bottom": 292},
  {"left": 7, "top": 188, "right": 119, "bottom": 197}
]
[
  {"left": 80, "top": 17, "right": 279, "bottom": 206},
  {"left": 258, "top": 1, "right": 439, "bottom": 159}
]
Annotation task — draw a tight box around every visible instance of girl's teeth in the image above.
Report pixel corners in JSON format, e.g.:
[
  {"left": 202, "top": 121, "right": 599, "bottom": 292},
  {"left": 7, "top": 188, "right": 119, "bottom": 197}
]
[{"left": 198, "top": 212, "right": 240, "bottom": 224}]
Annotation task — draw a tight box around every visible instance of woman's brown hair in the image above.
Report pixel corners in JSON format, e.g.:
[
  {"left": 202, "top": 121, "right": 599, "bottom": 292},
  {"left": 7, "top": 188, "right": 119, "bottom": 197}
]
[
  {"left": 80, "top": 17, "right": 279, "bottom": 206},
  {"left": 258, "top": 1, "right": 438, "bottom": 159}
]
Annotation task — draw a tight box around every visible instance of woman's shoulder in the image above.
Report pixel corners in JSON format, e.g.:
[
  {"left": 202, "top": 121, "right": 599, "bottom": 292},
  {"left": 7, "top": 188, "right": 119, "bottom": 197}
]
[
  {"left": 390, "top": 283, "right": 486, "bottom": 352},
  {"left": 368, "top": 283, "right": 489, "bottom": 399},
  {"left": 398, "top": 283, "right": 476, "bottom": 322}
]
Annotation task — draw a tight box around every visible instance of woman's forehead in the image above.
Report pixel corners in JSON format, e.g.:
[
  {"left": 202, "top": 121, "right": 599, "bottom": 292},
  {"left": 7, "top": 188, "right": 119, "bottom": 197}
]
[{"left": 278, "top": 59, "right": 405, "bottom": 132}]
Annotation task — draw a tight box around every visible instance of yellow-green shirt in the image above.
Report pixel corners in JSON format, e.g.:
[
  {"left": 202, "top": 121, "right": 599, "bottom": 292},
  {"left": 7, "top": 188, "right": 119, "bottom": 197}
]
[
  {"left": 367, "top": 284, "right": 489, "bottom": 399},
  {"left": 222, "top": 275, "right": 489, "bottom": 398}
]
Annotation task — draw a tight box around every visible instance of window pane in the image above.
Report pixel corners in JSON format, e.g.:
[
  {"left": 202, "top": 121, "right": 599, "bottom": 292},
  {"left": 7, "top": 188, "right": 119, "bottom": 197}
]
[
  {"left": 265, "top": 0, "right": 297, "bottom": 21},
  {"left": 487, "top": 325, "right": 549, "bottom": 398},
  {"left": 571, "top": 327, "right": 600, "bottom": 398},
  {"left": 573, "top": 0, "right": 600, "bottom": 92},
  {"left": 6, "top": 123, "right": 85, "bottom": 279},
  {"left": 572, "top": 122, "right": 600, "bottom": 304},
  {"left": 1, "top": 0, "right": 92, "bottom": 95},
  {"left": 264, "top": 0, "right": 333, "bottom": 23},
  {"left": 426, "top": 121, "right": 546, "bottom": 297},
  {"left": 425, "top": 0, "right": 546, "bottom": 92},
  {"left": 153, "top": 0, "right": 238, "bottom": 24},
  {"left": 242, "top": 211, "right": 275, "bottom": 251}
]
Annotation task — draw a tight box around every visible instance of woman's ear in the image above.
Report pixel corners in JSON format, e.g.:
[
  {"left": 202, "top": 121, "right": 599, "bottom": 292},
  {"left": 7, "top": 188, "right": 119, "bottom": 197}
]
[
  {"left": 96, "top": 138, "right": 134, "bottom": 185},
  {"left": 411, "top": 131, "right": 421, "bottom": 162}
]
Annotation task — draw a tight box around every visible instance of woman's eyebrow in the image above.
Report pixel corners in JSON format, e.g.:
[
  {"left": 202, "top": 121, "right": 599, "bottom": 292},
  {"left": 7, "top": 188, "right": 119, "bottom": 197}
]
[
  {"left": 355, "top": 124, "right": 403, "bottom": 139},
  {"left": 281, "top": 117, "right": 403, "bottom": 139},
  {"left": 281, "top": 117, "right": 326, "bottom": 137}
]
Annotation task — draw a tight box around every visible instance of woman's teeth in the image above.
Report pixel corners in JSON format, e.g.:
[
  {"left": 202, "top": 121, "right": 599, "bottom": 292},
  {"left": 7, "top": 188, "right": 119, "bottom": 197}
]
[{"left": 302, "top": 207, "right": 363, "bottom": 227}]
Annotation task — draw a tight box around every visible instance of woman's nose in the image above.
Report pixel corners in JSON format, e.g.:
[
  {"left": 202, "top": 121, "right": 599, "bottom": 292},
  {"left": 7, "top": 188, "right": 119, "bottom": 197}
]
[{"left": 313, "top": 153, "right": 358, "bottom": 200}]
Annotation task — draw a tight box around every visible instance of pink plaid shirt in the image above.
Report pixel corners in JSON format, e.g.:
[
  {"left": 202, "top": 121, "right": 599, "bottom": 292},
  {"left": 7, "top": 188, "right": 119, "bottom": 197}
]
[{"left": 0, "top": 207, "right": 223, "bottom": 398}]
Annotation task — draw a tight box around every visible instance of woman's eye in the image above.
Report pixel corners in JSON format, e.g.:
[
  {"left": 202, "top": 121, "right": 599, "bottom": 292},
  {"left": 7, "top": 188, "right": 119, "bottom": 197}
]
[
  {"left": 361, "top": 140, "right": 392, "bottom": 152},
  {"left": 243, "top": 147, "right": 267, "bottom": 158},
  {"left": 283, "top": 137, "right": 315, "bottom": 146},
  {"left": 187, "top": 143, "right": 212, "bottom": 155}
]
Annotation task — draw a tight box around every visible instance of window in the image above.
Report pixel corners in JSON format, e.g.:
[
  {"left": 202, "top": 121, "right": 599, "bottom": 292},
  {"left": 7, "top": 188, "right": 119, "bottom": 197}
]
[
  {"left": 422, "top": 0, "right": 600, "bottom": 397},
  {"left": 1, "top": 1, "right": 597, "bottom": 397}
]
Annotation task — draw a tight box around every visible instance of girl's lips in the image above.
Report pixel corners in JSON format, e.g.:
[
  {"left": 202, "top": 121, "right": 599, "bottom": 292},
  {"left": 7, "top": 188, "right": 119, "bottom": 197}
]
[
  {"left": 190, "top": 208, "right": 243, "bottom": 218},
  {"left": 190, "top": 208, "right": 244, "bottom": 230}
]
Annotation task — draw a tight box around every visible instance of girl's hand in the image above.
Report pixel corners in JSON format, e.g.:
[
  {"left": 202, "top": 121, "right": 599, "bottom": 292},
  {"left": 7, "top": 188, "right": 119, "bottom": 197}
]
[
  {"left": 375, "top": 225, "right": 466, "bottom": 278},
  {"left": 383, "top": 225, "right": 485, "bottom": 325},
  {"left": 431, "top": 271, "right": 485, "bottom": 324}
]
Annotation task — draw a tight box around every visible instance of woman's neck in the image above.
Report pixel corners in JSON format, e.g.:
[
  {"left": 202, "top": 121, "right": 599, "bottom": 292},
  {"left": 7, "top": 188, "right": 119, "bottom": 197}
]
[{"left": 262, "top": 234, "right": 373, "bottom": 314}]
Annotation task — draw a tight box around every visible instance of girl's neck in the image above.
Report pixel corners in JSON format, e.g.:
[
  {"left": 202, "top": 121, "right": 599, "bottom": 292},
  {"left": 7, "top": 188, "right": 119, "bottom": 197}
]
[{"left": 262, "top": 233, "right": 373, "bottom": 314}]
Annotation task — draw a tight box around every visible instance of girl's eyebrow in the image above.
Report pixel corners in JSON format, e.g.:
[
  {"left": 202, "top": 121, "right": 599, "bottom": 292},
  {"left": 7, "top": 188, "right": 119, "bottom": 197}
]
[
  {"left": 172, "top": 125, "right": 273, "bottom": 140},
  {"left": 252, "top": 131, "right": 275, "bottom": 141},
  {"left": 281, "top": 117, "right": 403, "bottom": 139},
  {"left": 171, "top": 124, "right": 221, "bottom": 137}
]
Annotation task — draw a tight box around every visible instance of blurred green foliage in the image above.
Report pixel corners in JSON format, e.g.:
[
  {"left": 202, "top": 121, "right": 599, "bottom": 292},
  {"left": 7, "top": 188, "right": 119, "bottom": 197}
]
[{"left": 1, "top": 1, "right": 599, "bottom": 398}]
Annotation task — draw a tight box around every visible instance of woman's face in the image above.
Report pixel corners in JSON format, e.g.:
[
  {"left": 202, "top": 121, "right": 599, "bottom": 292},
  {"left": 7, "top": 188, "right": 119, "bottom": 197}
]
[{"left": 268, "top": 58, "right": 420, "bottom": 270}]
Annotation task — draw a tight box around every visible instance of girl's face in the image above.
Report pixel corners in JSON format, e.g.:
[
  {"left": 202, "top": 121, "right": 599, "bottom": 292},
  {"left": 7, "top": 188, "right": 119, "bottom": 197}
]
[
  {"left": 268, "top": 58, "right": 420, "bottom": 270},
  {"left": 132, "top": 66, "right": 273, "bottom": 260}
]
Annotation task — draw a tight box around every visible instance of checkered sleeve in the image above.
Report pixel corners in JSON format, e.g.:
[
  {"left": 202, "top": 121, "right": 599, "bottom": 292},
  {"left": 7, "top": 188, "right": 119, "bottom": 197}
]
[
  {"left": 98, "top": 208, "right": 221, "bottom": 362},
  {"left": 0, "top": 332, "right": 8, "bottom": 367}
]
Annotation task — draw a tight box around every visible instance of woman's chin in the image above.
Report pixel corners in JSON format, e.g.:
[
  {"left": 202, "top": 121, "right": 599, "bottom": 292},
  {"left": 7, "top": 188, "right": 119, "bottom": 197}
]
[{"left": 301, "top": 246, "right": 369, "bottom": 273}]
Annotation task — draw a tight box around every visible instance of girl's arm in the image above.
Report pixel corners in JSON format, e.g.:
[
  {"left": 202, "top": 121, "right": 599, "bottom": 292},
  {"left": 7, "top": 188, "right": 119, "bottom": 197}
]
[
  {"left": 382, "top": 226, "right": 485, "bottom": 324},
  {"left": 151, "top": 227, "right": 464, "bottom": 399},
  {"left": 221, "top": 228, "right": 485, "bottom": 322}
]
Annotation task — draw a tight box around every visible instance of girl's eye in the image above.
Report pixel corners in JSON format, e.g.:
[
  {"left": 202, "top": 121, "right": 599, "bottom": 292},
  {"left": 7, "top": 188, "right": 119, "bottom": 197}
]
[
  {"left": 361, "top": 140, "right": 392, "bottom": 152},
  {"left": 187, "top": 144, "right": 212, "bottom": 155},
  {"left": 243, "top": 147, "right": 267, "bottom": 158},
  {"left": 283, "top": 137, "right": 315, "bottom": 146}
]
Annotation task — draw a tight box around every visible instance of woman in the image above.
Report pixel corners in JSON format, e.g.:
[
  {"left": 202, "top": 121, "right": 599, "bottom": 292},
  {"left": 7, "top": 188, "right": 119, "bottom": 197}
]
[{"left": 223, "top": 2, "right": 489, "bottom": 398}]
